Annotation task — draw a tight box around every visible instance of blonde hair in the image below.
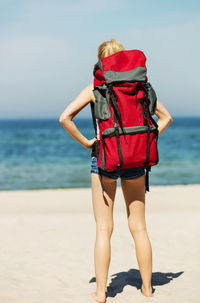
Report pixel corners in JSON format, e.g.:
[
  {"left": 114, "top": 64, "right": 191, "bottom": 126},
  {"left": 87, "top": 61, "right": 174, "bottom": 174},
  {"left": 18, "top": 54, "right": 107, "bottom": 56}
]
[{"left": 98, "top": 38, "right": 125, "bottom": 60}]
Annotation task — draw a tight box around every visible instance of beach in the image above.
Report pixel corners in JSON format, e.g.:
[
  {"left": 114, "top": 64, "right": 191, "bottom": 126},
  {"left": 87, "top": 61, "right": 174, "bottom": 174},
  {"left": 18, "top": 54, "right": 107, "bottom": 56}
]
[{"left": 0, "top": 184, "right": 199, "bottom": 303}]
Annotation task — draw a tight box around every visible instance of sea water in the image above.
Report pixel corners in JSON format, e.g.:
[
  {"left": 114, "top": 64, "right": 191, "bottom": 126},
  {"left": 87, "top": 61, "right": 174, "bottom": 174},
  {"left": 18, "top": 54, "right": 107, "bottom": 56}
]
[{"left": 0, "top": 116, "right": 199, "bottom": 190}]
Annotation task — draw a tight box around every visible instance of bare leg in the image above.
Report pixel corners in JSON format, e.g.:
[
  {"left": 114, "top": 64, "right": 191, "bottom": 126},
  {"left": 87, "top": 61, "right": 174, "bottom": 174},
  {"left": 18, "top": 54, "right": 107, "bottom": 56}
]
[
  {"left": 89, "top": 173, "right": 117, "bottom": 303},
  {"left": 121, "top": 175, "right": 153, "bottom": 297}
]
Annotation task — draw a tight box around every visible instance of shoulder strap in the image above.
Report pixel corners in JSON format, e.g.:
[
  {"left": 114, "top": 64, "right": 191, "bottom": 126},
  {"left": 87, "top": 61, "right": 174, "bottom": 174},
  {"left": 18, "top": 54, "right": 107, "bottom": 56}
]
[{"left": 90, "top": 101, "right": 97, "bottom": 137}]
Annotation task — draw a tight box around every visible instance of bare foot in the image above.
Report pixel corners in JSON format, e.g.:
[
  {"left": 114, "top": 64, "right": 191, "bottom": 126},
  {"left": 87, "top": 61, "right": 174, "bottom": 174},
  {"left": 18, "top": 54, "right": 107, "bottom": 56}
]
[
  {"left": 88, "top": 292, "right": 106, "bottom": 303},
  {"left": 141, "top": 285, "right": 154, "bottom": 297}
]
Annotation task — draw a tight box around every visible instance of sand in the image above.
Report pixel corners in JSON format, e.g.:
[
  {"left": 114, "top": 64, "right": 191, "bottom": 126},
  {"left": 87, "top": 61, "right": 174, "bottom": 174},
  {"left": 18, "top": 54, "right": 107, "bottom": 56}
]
[{"left": 0, "top": 184, "right": 199, "bottom": 303}]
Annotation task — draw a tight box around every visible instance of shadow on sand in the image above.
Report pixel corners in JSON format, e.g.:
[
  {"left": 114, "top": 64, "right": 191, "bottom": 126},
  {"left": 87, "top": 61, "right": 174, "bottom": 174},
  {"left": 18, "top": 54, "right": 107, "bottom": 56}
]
[{"left": 89, "top": 268, "right": 184, "bottom": 297}]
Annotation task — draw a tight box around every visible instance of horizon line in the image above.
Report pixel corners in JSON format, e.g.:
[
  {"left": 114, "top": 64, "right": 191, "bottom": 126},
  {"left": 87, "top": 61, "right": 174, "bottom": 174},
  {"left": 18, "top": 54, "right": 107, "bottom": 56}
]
[{"left": 0, "top": 115, "right": 200, "bottom": 120}]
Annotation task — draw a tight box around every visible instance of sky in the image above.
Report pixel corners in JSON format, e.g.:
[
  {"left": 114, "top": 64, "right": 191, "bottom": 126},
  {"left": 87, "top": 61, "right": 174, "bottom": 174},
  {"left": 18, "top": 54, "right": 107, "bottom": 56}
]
[{"left": 0, "top": 0, "right": 200, "bottom": 119}]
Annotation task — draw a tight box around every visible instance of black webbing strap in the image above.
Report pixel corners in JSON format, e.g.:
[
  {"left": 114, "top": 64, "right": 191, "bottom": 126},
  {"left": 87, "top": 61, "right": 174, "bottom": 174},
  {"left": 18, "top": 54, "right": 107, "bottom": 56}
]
[
  {"left": 144, "top": 127, "right": 151, "bottom": 193},
  {"left": 145, "top": 169, "right": 149, "bottom": 192},
  {"left": 149, "top": 115, "right": 159, "bottom": 143},
  {"left": 108, "top": 84, "right": 127, "bottom": 143},
  {"left": 141, "top": 81, "right": 159, "bottom": 167},
  {"left": 145, "top": 123, "right": 151, "bottom": 169},
  {"left": 99, "top": 168, "right": 108, "bottom": 194},
  {"left": 140, "top": 97, "right": 151, "bottom": 193},
  {"left": 113, "top": 111, "right": 123, "bottom": 169},
  {"left": 90, "top": 101, "right": 97, "bottom": 137},
  {"left": 108, "top": 84, "right": 124, "bottom": 169}
]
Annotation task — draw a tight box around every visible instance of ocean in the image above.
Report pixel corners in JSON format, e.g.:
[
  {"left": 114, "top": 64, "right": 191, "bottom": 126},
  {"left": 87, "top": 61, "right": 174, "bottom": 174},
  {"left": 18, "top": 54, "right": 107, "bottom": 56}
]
[{"left": 0, "top": 116, "right": 199, "bottom": 190}]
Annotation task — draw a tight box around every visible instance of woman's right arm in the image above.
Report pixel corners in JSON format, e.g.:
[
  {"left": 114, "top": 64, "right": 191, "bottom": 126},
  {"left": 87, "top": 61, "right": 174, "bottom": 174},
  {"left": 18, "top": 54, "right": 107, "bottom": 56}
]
[
  {"left": 59, "top": 83, "right": 96, "bottom": 149},
  {"left": 154, "top": 100, "right": 173, "bottom": 136}
]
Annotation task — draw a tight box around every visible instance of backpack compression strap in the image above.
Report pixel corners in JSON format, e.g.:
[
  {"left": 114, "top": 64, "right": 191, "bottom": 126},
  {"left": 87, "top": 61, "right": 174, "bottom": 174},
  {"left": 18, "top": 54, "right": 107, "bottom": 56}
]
[
  {"left": 108, "top": 84, "right": 127, "bottom": 142},
  {"left": 108, "top": 84, "right": 128, "bottom": 170},
  {"left": 139, "top": 83, "right": 151, "bottom": 193},
  {"left": 98, "top": 168, "right": 109, "bottom": 194}
]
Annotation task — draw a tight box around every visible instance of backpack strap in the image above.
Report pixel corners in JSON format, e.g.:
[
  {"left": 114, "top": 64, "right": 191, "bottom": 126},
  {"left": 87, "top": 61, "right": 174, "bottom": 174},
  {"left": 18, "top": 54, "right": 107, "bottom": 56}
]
[
  {"left": 99, "top": 169, "right": 107, "bottom": 193},
  {"left": 139, "top": 92, "right": 151, "bottom": 193},
  {"left": 149, "top": 115, "right": 159, "bottom": 143},
  {"left": 145, "top": 168, "right": 150, "bottom": 192},
  {"left": 113, "top": 111, "right": 123, "bottom": 169},
  {"left": 108, "top": 84, "right": 127, "bottom": 141},
  {"left": 108, "top": 84, "right": 128, "bottom": 170},
  {"left": 140, "top": 81, "right": 159, "bottom": 193}
]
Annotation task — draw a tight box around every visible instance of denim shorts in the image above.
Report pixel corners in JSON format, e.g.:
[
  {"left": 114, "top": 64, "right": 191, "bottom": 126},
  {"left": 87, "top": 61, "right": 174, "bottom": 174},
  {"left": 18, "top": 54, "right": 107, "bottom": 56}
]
[{"left": 91, "top": 156, "right": 145, "bottom": 180}]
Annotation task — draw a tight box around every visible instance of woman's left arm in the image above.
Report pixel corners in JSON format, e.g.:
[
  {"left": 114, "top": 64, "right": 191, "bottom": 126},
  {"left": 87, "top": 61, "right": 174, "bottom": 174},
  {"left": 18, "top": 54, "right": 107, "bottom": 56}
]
[
  {"left": 154, "top": 100, "right": 173, "bottom": 136},
  {"left": 59, "top": 83, "right": 96, "bottom": 149}
]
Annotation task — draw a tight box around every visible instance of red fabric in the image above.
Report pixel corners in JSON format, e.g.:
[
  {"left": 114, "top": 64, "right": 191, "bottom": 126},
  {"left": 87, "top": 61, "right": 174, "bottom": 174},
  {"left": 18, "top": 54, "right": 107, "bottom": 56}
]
[
  {"left": 98, "top": 132, "right": 158, "bottom": 170},
  {"left": 93, "top": 69, "right": 106, "bottom": 86},
  {"left": 102, "top": 49, "right": 146, "bottom": 72}
]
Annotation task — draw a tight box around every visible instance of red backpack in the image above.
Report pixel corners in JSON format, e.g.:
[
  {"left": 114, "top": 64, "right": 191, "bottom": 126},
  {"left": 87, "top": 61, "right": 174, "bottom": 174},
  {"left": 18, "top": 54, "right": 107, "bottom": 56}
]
[{"left": 92, "top": 49, "right": 159, "bottom": 193}]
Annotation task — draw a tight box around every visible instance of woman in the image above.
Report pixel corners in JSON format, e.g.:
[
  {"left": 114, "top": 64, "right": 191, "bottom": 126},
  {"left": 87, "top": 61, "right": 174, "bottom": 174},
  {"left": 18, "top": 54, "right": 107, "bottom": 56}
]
[{"left": 59, "top": 39, "right": 173, "bottom": 303}]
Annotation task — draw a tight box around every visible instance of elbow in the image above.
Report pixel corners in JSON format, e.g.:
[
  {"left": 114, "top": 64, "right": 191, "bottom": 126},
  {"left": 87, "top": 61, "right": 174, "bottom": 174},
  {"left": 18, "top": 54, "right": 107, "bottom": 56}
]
[
  {"left": 59, "top": 115, "right": 65, "bottom": 124},
  {"left": 167, "top": 115, "right": 173, "bottom": 123},
  {"left": 59, "top": 114, "right": 71, "bottom": 124}
]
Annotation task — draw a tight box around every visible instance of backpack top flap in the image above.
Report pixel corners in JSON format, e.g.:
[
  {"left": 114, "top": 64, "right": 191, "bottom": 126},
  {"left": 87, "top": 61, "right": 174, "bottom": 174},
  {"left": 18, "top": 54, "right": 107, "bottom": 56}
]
[
  {"left": 93, "top": 49, "right": 157, "bottom": 119},
  {"left": 93, "top": 49, "right": 147, "bottom": 85}
]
